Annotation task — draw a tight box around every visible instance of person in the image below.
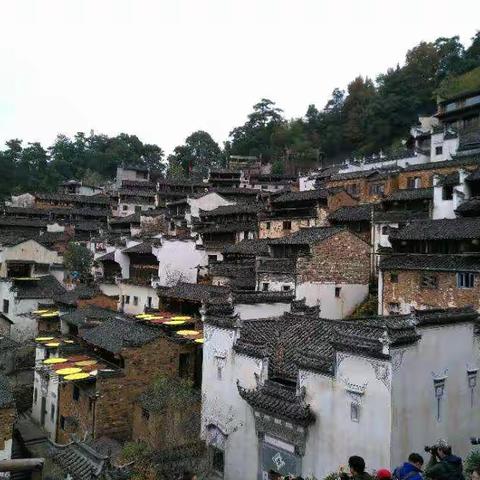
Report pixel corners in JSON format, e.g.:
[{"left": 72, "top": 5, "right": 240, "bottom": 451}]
[
  {"left": 269, "top": 470, "right": 282, "bottom": 480},
  {"left": 376, "top": 469, "right": 392, "bottom": 480},
  {"left": 472, "top": 467, "right": 480, "bottom": 480},
  {"left": 424, "top": 443, "right": 464, "bottom": 480},
  {"left": 393, "top": 453, "right": 424, "bottom": 480},
  {"left": 340, "top": 456, "right": 373, "bottom": 480}
]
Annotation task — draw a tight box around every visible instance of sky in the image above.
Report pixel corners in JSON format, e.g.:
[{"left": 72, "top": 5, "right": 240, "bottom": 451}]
[{"left": 0, "top": 0, "right": 479, "bottom": 156}]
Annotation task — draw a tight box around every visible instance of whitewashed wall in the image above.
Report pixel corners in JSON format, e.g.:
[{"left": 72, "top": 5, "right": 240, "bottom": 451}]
[
  {"left": 234, "top": 302, "right": 291, "bottom": 320},
  {"left": 118, "top": 283, "right": 159, "bottom": 315}
]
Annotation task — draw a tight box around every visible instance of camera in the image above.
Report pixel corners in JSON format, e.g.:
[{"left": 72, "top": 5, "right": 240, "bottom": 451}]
[
  {"left": 424, "top": 445, "right": 438, "bottom": 455},
  {"left": 471, "top": 437, "right": 480, "bottom": 445}
]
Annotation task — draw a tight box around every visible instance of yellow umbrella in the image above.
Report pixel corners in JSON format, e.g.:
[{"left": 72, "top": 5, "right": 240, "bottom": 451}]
[
  {"left": 194, "top": 338, "right": 205, "bottom": 344},
  {"left": 163, "top": 320, "right": 186, "bottom": 326},
  {"left": 56, "top": 367, "right": 82, "bottom": 376},
  {"left": 171, "top": 316, "right": 192, "bottom": 321},
  {"left": 135, "top": 313, "right": 150, "bottom": 318},
  {"left": 45, "top": 342, "right": 60, "bottom": 347},
  {"left": 64, "top": 372, "right": 90, "bottom": 381},
  {"left": 35, "top": 337, "right": 54, "bottom": 342},
  {"left": 40, "top": 312, "right": 59, "bottom": 318},
  {"left": 63, "top": 340, "right": 75, "bottom": 344},
  {"left": 43, "top": 358, "right": 68, "bottom": 365},
  {"left": 177, "top": 330, "right": 200, "bottom": 336},
  {"left": 33, "top": 309, "right": 50, "bottom": 314},
  {"left": 75, "top": 360, "right": 97, "bottom": 367}
]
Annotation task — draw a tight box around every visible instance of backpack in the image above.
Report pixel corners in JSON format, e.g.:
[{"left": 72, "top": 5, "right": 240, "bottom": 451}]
[{"left": 392, "top": 467, "right": 420, "bottom": 480}]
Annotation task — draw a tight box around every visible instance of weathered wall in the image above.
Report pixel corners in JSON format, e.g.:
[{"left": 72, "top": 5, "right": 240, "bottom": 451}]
[
  {"left": 234, "top": 302, "right": 291, "bottom": 320},
  {"left": 0, "top": 407, "right": 15, "bottom": 460},
  {"left": 380, "top": 269, "right": 480, "bottom": 315}
]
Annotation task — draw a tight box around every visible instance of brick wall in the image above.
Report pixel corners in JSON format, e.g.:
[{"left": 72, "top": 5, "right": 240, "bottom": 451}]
[
  {"left": 327, "top": 176, "right": 398, "bottom": 204},
  {"left": 57, "top": 338, "right": 199, "bottom": 443},
  {"left": 381, "top": 269, "right": 480, "bottom": 314},
  {"left": 0, "top": 407, "right": 15, "bottom": 450},
  {"left": 327, "top": 191, "right": 358, "bottom": 212},
  {"left": 398, "top": 164, "right": 478, "bottom": 190},
  {"left": 77, "top": 294, "right": 118, "bottom": 311},
  {"left": 297, "top": 230, "right": 370, "bottom": 285}
]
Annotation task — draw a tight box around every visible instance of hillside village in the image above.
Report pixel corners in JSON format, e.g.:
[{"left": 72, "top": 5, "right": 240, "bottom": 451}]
[{"left": 1, "top": 79, "right": 480, "bottom": 480}]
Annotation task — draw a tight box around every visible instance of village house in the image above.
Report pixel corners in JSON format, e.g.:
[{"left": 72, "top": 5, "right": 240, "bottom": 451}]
[
  {"left": 258, "top": 190, "right": 330, "bottom": 240},
  {"left": 157, "top": 179, "right": 207, "bottom": 207},
  {"left": 266, "top": 227, "right": 371, "bottom": 319},
  {"left": 61, "top": 179, "right": 104, "bottom": 196},
  {"left": 201, "top": 303, "right": 480, "bottom": 480},
  {"left": 379, "top": 217, "right": 480, "bottom": 314},
  {"left": 247, "top": 173, "right": 297, "bottom": 192},
  {"left": 32, "top": 313, "right": 203, "bottom": 444},
  {"left": 115, "top": 188, "right": 156, "bottom": 217},
  {"left": 208, "top": 169, "right": 242, "bottom": 189},
  {"left": 115, "top": 164, "right": 151, "bottom": 188}
]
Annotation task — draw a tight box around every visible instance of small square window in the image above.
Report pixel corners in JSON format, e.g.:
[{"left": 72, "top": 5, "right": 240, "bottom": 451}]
[
  {"left": 443, "top": 185, "right": 453, "bottom": 200},
  {"left": 125, "top": 295, "right": 130, "bottom": 304},
  {"left": 133, "top": 296, "right": 139, "bottom": 306},
  {"left": 351, "top": 403, "right": 360, "bottom": 422},
  {"left": 389, "top": 302, "right": 400, "bottom": 314},
  {"left": 262, "top": 283, "right": 269, "bottom": 292},
  {"left": 435, "top": 146, "right": 443, "bottom": 156},
  {"left": 335, "top": 287, "right": 341, "bottom": 298},
  {"left": 421, "top": 273, "right": 438, "bottom": 289},
  {"left": 381, "top": 226, "right": 389, "bottom": 235},
  {"left": 170, "top": 221, "right": 175, "bottom": 230},
  {"left": 147, "top": 296, "right": 152, "bottom": 308},
  {"left": 3, "top": 299, "right": 9, "bottom": 314},
  {"left": 282, "top": 285, "right": 291, "bottom": 292},
  {"left": 457, "top": 272, "right": 475, "bottom": 289},
  {"left": 283, "top": 221, "right": 292, "bottom": 230},
  {"left": 122, "top": 205, "right": 128, "bottom": 211},
  {"left": 266, "top": 222, "right": 271, "bottom": 230},
  {"left": 212, "top": 447, "right": 225, "bottom": 475},
  {"left": 390, "top": 273, "right": 398, "bottom": 283}
]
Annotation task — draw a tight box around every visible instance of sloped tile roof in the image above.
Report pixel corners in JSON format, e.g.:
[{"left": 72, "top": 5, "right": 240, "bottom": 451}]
[
  {"left": 389, "top": 217, "right": 480, "bottom": 241},
  {"left": 402, "top": 155, "right": 480, "bottom": 172},
  {"left": 329, "top": 204, "right": 373, "bottom": 222},
  {"left": 272, "top": 189, "right": 328, "bottom": 203},
  {"left": 13, "top": 275, "right": 66, "bottom": 300},
  {"left": 159, "top": 282, "right": 230, "bottom": 303},
  {"left": 379, "top": 254, "right": 480, "bottom": 272},
  {"left": 122, "top": 242, "right": 153, "bottom": 254},
  {"left": 223, "top": 239, "right": 271, "bottom": 256},
  {"left": 61, "top": 306, "right": 119, "bottom": 327},
  {"left": 268, "top": 227, "right": 345, "bottom": 245},
  {"left": 200, "top": 203, "right": 263, "bottom": 217},
  {"left": 383, "top": 188, "right": 433, "bottom": 202},
  {"left": 35, "top": 192, "right": 112, "bottom": 205}
]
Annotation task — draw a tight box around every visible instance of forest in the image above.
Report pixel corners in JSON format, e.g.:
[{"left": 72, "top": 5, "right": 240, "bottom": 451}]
[{"left": 1, "top": 33, "right": 480, "bottom": 197}]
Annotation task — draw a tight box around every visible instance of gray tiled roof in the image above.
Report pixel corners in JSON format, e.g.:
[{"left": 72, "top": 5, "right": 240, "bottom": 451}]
[
  {"left": 159, "top": 282, "right": 230, "bottom": 303},
  {"left": 109, "top": 213, "right": 141, "bottom": 225},
  {"left": 13, "top": 275, "right": 66, "bottom": 300},
  {"left": 96, "top": 251, "right": 116, "bottom": 262},
  {"left": 272, "top": 189, "right": 328, "bottom": 203},
  {"left": 389, "top": 218, "right": 480, "bottom": 241},
  {"left": 35, "top": 192, "right": 112, "bottom": 205},
  {"left": 402, "top": 155, "right": 480, "bottom": 172},
  {"left": 122, "top": 242, "right": 153, "bottom": 254},
  {"left": 233, "top": 291, "right": 294, "bottom": 304},
  {"left": 81, "top": 317, "right": 163, "bottom": 353},
  {"left": 223, "top": 239, "right": 271, "bottom": 256},
  {"left": 54, "top": 285, "right": 98, "bottom": 306},
  {"left": 379, "top": 254, "right": 480, "bottom": 272},
  {"left": 61, "top": 306, "right": 119, "bottom": 327},
  {"left": 268, "top": 227, "right": 345, "bottom": 245},
  {"left": 383, "top": 188, "right": 433, "bottom": 202},
  {"left": 329, "top": 204, "right": 373, "bottom": 222},
  {"left": 200, "top": 203, "right": 263, "bottom": 217},
  {"left": 455, "top": 197, "right": 480, "bottom": 216},
  {"left": 373, "top": 209, "right": 429, "bottom": 223}
]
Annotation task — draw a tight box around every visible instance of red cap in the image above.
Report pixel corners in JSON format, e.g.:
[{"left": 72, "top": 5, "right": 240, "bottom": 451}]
[{"left": 377, "top": 469, "right": 392, "bottom": 480}]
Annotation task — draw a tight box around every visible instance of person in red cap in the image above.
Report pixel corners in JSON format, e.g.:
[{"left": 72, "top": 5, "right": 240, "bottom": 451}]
[{"left": 376, "top": 469, "right": 392, "bottom": 480}]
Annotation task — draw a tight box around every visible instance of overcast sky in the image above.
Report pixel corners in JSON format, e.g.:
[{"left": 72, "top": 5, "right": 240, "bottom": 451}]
[{"left": 0, "top": 0, "right": 479, "bottom": 155}]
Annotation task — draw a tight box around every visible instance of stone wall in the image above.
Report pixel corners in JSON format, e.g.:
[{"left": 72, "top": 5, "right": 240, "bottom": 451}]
[
  {"left": 297, "top": 230, "right": 370, "bottom": 285},
  {"left": 327, "top": 191, "right": 358, "bottom": 212},
  {"left": 397, "top": 164, "right": 478, "bottom": 190},
  {"left": 0, "top": 407, "right": 15, "bottom": 451},
  {"left": 381, "top": 269, "right": 480, "bottom": 314}
]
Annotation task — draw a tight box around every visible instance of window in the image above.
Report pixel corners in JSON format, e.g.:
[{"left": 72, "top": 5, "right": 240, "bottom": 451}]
[
  {"left": 217, "top": 366, "right": 222, "bottom": 381},
  {"left": 407, "top": 177, "right": 421, "bottom": 189},
  {"left": 266, "top": 222, "right": 271, "bottom": 230},
  {"left": 179, "top": 353, "right": 191, "bottom": 378},
  {"left": 60, "top": 415, "right": 65, "bottom": 430},
  {"left": 147, "top": 296, "right": 152, "bottom": 308},
  {"left": 142, "top": 408, "right": 150, "bottom": 420},
  {"left": 50, "top": 404, "right": 55, "bottom": 421},
  {"left": 170, "top": 221, "right": 175, "bottom": 230},
  {"left": 133, "top": 296, "right": 139, "bottom": 306},
  {"left": 212, "top": 447, "right": 225, "bottom": 476},
  {"left": 421, "top": 273, "right": 438, "bottom": 289},
  {"left": 3, "top": 299, "right": 9, "bottom": 314},
  {"left": 122, "top": 205, "right": 128, "bottom": 211},
  {"left": 435, "top": 146, "right": 443, "bottom": 156},
  {"left": 381, "top": 226, "right": 389, "bottom": 235},
  {"left": 73, "top": 385, "right": 80, "bottom": 401},
  {"left": 34, "top": 388, "right": 37, "bottom": 403},
  {"left": 283, "top": 221, "right": 291, "bottom": 230},
  {"left": 243, "top": 230, "right": 249, "bottom": 239},
  {"left": 388, "top": 302, "right": 400, "bottom": 314},
  {"left": 390, "top": 273, "right": 398, "bottom": 283},
  {"left": 335, "top": 287, "right": 341, "bottom": 298},
  {"left": 125, "top": 295, "right": 130, "bottom": 304},
  {"left": 282, "top": 285, "right": 291, "bottom": 291},
  {"left": 369, "top": 183, "right": 384, "bottom": 195},
  {"left": 135, "top": 205, "right": 142, "bottom": 212},
  {"left": 347, "top": 183, "right": 359, "bottom": 195},
  {"left": 208, "top": 255, "right": 217, "bottom": 264},
  {"left": 457, "top": 272, "right": 475, "bottom": 289},
  {"left": 351, "top": 403, "right": 360, "bottom": 422},
  {"left": 262, "top": 282, "right": 269, "bottom": 291},
  {"left": 442, "top": 185, "right": 453, "bottom": 200}
]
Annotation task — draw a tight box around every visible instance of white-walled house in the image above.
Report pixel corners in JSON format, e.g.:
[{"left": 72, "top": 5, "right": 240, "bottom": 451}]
[{"left": 201, "top": 305, "right": 480, "bottom": 480}]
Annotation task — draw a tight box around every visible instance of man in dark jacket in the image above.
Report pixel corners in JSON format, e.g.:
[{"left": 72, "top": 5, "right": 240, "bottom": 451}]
[
  {"left": 424, "top": 444, "right": 464, "bottom": 480},
  {"left": 393, "top": 453, "right": 424, "bottom": 480},
  {"left": 340, "top": 456, "right": 373, "bottom": 480}
]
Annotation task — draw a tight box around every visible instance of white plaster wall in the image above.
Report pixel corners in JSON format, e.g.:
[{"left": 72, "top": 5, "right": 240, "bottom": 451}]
[
  {"left": 118, "top": 203, "right": 153, "bottom": 218},
  {"left": 118, "top": 283, "right": 159, "bottom": 315},
  {"left": 115, "top": 248, "right": 130, "bottom": 279},
  {"left": 256, "top": 279, "right": 294, "bottom": 293},
  {"left": 98, "top": 282, "right": 120, "bottom": 298},
  {"left": 432, "top": 185, "right": 456, "bottom": 219},
  {"left": 154, "top": 239, "right": 207, "bottom": 286},
  {"left": 301, "top": 354, "right": 392, "bottom": 479},
  {"left": 189, "top": 193, "right": 234, "bottom": 220},
  {"left": 234, "top": 302, "right": 291, "bottom": 320},
  {"left": 390, "top": 323, "right": 480, "bottom": 467},
  {"left": 202, "top": 324, "right": 265, "bottom": 480},
  {"left": 296, "top": 283, "right": 369, "bottom": 319},
  {"left": 9, "top": 193, "right": 35, "bottom": 207},
  {"left": 299, "top": 176, "right": 315, "bottom": 191},
  {"left": 0, "top": 439, "right": 12, "bottom": 462},
  {"left": 0, "top": 240, "right": 62, "bottom": 278},
  {"left": 78, "top": 185, "right": 102, "bottom": 196}
]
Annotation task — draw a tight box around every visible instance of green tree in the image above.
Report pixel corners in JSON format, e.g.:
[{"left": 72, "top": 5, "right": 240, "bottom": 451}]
[{"left": 63, "top": 242, "right": 93, "bottom": 282}]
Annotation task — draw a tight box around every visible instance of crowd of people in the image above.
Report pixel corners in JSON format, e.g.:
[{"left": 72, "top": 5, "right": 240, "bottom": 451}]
[{"left": 267, "top": 441, "right": 476, "bottom": 480}]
